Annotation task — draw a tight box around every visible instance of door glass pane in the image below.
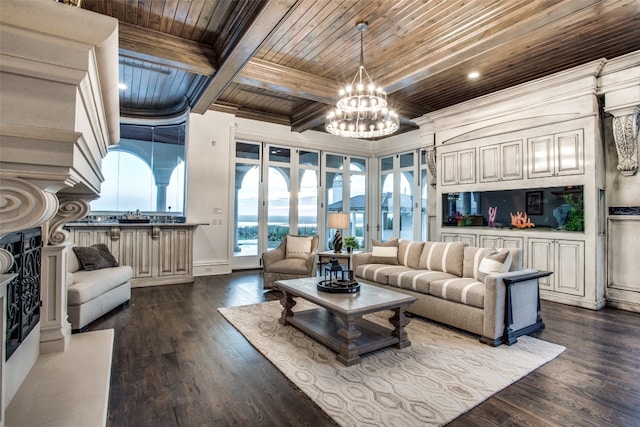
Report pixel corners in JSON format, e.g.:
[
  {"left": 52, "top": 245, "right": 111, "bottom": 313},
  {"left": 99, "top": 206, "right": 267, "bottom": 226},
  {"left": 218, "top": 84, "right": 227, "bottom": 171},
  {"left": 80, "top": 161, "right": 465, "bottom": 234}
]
[
  {"left": 381, "top": 156, "right": 393, "bottom": 171},
  {"left": 269, "top": 146, "right": 290, "bottom": 163},
  {"left": 236, "top": 142, "right": 260, "bottom": 160},
  {"left": 400, "top": 171, "right": 414, "bottom": 240},
  {"left": 351, "top": 157, "right": 366, "bottom": 170},
  {"left": 298, "top": 169, "right": 318, "bottom": 236},
  {"left": 299, "top": 150, "right": 318, "bottom": 166},
  {"left": 350, "top": 173, "right": 365, "bottom": 248},
  {"left": 400, "top": 152, "right": 414, "bottom": 168},
  {"left": 381, "top": 173, "right": 393, "bottom": 241},
  {"left": 326, "top": 154, "right": 343, "bottom": 169},
  {"left": 235, "top": 164, "right": 259, "bottom": 256},
  {"left": 267, "top": 166, "right": 290, "bottom": 248}
]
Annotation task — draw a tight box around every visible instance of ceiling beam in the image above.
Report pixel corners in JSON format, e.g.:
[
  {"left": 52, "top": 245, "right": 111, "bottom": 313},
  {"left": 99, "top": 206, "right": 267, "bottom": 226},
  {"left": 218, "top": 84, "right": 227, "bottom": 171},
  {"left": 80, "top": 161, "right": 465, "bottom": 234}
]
[
  {"left": 191, "top": 0, "right": 302, "bottom": 114},
  {"left": 118, "top": 21, "right": 217, "bottom": 76}
]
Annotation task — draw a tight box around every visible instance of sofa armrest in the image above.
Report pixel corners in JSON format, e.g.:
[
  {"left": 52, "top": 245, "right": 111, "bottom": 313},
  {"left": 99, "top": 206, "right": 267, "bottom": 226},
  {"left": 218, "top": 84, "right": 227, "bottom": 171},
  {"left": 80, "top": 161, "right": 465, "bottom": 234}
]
[
  {"left": 261, "top": 240, "right": 286, "bottom": 268},
  {"left": 352, "top": 252, "right": 373, "bottom": 271},
  {"left": 481, "top": 268, "right": 549, "bottom": 346}
]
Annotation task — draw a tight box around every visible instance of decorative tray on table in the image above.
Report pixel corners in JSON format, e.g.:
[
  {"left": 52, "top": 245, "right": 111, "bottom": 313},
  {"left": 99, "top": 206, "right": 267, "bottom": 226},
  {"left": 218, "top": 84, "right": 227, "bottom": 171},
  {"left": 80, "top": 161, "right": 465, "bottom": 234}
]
[{"left": 317, "top": 279, "right": 360, "bottom": 293}]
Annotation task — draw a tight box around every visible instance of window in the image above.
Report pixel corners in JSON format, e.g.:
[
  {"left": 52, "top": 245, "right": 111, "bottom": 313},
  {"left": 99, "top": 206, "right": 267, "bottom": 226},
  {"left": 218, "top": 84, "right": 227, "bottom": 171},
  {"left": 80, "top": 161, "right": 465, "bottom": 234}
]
[{"left": 90, "top": 122, "right": 186, "bottom": 214}]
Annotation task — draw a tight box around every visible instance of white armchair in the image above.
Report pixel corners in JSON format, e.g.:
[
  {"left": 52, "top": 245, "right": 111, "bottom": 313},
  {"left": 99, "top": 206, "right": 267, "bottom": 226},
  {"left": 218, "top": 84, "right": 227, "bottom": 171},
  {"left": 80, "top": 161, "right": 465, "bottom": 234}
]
[{"left": 261, "top": 235, "right": 319, "bottom": 290}]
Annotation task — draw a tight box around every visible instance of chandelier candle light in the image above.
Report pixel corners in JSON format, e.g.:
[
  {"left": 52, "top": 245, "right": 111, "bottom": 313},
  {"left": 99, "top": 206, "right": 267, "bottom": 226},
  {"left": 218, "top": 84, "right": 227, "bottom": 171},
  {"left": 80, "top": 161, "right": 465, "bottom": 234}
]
[
  {"left": 328, "top": 212, "right": 350, "bottom": 253},
  {"left": 325, "top": 21, "right": 399, "bottom": 139}
]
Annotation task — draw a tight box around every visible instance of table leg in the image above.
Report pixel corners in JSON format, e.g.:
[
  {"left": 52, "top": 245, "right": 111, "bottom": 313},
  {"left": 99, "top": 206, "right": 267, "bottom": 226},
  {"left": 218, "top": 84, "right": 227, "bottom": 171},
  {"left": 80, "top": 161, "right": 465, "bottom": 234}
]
[
  {"left": 337, "top": 314, "right": 362, "bottom": 366},
  {"left": 279, "top": 292, "right": 296, "bottom": 326},
  {"left": 389, "top": 305, "right": 412, "bottom": 348}
]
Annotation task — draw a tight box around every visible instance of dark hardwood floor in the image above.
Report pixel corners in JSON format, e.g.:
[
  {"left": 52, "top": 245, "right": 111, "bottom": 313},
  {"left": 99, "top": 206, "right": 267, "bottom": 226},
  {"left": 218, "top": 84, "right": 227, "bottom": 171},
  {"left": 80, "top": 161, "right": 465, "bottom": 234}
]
[{"left": 89, "top": 270, "right": 640, "bottom": 427}]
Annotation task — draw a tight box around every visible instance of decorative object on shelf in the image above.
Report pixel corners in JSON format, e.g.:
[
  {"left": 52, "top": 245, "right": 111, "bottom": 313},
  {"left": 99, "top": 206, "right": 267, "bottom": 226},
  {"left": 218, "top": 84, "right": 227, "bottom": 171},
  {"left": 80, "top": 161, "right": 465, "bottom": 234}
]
[
  {"left": 553, "top": 203, "right": 572, "bottom": 229},
  {"left": 325, "top": 21, "right": 399, "bottom": 139},
  {"left": 343, "top": 236, "right": 359, "bottom": 253},
  {"left": 510, "top": 211, "right": 535, "bottom": 229},
  {"left": 318, "top": 260, "right": 360, "bottom": 293},
  {"left": 488, "top": 206, "right": 497, "bottom": 227},
  {"left": 525, "top": 191, "right": 543, "bottom": 215},
  {"left": 563, "top": 193, "right": 584, "bottom": 231},
  {"left": 328, "top": 212, "right": 350, "bottom": 253},
  {"left": 453, "top": 212, "right": 472, "bottom": 226}
]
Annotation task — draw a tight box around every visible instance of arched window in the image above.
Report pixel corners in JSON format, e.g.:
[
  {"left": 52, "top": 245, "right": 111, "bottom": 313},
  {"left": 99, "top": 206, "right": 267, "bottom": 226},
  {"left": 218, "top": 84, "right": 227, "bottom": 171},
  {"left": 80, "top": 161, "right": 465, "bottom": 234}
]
[{"left": 91, "top": 151, "right": 154, "bottom": 212}]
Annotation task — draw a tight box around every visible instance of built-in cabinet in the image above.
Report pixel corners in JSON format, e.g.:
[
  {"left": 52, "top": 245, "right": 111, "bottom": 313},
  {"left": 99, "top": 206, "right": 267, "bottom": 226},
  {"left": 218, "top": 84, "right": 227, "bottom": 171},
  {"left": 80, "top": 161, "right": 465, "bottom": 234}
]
[
  {"left": 441, "top": 232, "right": 476, "bottom": 246},
  {"left": 441, "top": 148, "right": 476, "bottom": 185},
  {"left": 434, "top": 117, "right": 602, "bottom": 310},
  {"left": 527, "top": 130, "right": 584, "bottom": 178},
  {"left": 479, "top": 140, "right": 523, "bottom": 182},
  {"left": 528, "top": 238, "right": 585, "bottom": 297},
  {"left": 67, "top": 224, "right": 196, "bottom": 287}
]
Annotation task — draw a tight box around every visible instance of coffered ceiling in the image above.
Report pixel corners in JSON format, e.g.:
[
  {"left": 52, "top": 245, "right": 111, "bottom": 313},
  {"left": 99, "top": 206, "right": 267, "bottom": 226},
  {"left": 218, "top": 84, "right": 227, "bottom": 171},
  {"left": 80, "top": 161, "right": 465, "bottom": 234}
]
[{"left": 78, "top": 0, "right": 640, "bottom": 137}]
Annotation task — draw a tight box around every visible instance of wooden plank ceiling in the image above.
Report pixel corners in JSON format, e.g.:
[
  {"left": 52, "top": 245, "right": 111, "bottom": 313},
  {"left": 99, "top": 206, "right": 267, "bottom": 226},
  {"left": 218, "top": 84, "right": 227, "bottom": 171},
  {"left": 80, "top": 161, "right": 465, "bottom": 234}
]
[{"left": 78, "top": 0, "right": 640, "bottom": 138}]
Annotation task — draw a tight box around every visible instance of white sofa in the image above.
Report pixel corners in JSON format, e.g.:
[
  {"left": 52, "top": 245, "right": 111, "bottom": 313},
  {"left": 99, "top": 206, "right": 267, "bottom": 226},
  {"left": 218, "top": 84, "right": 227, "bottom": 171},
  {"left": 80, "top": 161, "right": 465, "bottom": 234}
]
[
  {"left": 352, "top": 239, "right": 551, "bottom": 346},
  {"left": 67, "top": 245, "right": 132, "bottom": 331}
]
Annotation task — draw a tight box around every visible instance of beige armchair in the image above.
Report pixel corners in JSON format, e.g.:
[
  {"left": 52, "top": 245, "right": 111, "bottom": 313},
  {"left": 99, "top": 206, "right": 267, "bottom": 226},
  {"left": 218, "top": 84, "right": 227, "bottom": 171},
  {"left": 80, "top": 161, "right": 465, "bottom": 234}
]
[{"left": 262, "top": 234, "right": 319, "bottom": 290}]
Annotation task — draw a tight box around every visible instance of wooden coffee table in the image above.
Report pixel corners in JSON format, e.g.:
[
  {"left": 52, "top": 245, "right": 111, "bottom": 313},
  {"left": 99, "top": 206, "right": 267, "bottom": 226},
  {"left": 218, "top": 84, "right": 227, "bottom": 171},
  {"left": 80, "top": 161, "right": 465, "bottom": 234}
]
[{"left": 274, "top": 277, "right": 417, "bottom": 366}]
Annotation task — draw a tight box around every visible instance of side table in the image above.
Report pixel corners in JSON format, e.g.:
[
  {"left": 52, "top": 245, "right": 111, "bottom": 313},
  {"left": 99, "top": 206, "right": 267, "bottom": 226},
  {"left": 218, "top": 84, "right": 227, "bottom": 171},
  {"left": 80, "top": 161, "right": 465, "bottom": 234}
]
[{"left": 317, "top": 250, "right": 361, "bottom": 273}]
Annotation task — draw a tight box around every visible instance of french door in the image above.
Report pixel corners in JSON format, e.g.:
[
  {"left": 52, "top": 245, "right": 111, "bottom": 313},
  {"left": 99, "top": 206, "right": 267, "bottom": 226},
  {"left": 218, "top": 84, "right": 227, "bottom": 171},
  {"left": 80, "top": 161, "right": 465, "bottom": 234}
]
[{"left": 232, "top": 141, "right": 319, "bottom": 269}]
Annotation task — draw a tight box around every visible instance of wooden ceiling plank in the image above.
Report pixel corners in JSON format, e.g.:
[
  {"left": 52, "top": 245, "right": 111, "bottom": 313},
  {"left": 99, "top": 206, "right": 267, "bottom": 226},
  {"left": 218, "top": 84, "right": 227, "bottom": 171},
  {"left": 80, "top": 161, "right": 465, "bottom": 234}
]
[
  {"left": 189, "top": 0, "right": 218, "bottom": 42},
  {"left": 170, "top": 0, "right": 193, "bottom": 37},
  {"left": 159, "top": 0, "right": 179, "bottom": 34},
  {"left": 119, "top": 21, "right": 216, "bottom": 75},
  {"left": 125, "top": 0, "right": 139, "bottom": 25},
  {"left": 191, "top": 0, "right": 302, "bottom": 114},
  {"left": 199, "top": 0, "right": 230, "bottom": 45},
  {"left": 136, "top": 0, "right": 152, "bottom": 27},
  {"left": 148, "top": 0, "right": 166, "bottom": 32},
  {"left": 179, "top": 0, "right": 206, "bottom": 40}
]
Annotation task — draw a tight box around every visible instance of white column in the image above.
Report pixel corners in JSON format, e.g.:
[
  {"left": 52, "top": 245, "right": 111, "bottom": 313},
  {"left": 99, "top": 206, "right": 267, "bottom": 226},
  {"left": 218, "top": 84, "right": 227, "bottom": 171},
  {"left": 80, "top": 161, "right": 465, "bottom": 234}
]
[{"left": 39, "top": 244, "right": 72, "bottom": 353}]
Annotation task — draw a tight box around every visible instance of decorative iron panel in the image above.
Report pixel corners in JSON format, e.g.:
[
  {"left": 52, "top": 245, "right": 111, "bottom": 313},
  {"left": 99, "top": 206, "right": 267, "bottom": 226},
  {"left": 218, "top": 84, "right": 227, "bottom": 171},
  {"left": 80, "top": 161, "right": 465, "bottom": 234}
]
[{"left": 1, "top": 228, "right": 41, "bottom": 360}]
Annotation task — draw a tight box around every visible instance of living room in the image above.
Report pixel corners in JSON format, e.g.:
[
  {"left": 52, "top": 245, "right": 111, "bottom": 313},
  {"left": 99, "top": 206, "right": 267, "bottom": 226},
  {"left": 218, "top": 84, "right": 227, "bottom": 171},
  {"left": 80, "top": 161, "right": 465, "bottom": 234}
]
[{"left": 1, "top": 1, "right": 640, "bottom": 426}]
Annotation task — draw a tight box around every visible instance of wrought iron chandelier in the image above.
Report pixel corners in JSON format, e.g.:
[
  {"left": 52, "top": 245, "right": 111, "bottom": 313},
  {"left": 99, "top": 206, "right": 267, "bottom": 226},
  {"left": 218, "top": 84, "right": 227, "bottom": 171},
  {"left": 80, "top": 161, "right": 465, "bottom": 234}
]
[
  {"left": 325, "top": 22, "right": 400, "bottom": 138},
  {"left": 325, "top": 22, "right": 399, "bottom": 139}
]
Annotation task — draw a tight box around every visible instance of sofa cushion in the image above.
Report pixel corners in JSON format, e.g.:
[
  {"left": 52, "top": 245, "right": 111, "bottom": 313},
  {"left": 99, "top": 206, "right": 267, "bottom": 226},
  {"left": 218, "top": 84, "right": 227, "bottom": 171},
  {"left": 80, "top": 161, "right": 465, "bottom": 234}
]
[
  {"left": 429, "top": 277, "right": 485, "bottom": 309},
  {"left": 68, "top": 246, "right": 81, "bottom": 273},
  {"left": 285, "top": 235, "right": 313, "bottom": 259},
  {"left": 68, "top": 265, "right": 133, "bottom": 306},
  {"left": 387, "top": 270, "right": 458, "bottom": 294},
  {"left": 264, "top": 257, "right": 310, "bottom": 275},
  {"left": 73, "top": 244, "right": 119, "bottom": 271},
  {"left": 477, "top": 250, "right": 512, "bottom": 281},
  {"left": 398, "top": 240, "right": 424, "bottom": 269},
  {"left": 369, "top": 238, "right": 399, "bottom": 265},
  {"left": 463, "top": 247, "right": 499, "bottom": 279},
  {"left": 356, "top": 264, "right": 409, "bottom": 285},
  {"left": 418, "top": 241, "right": 465, "bottom": 276}
]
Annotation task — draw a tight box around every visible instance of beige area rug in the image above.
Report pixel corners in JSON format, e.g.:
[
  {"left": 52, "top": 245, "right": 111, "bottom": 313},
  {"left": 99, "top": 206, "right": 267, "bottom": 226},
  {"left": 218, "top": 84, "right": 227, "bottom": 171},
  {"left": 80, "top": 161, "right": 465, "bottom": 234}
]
[{"left": 219, "top": 300, "right": 565, "bottom": 427}]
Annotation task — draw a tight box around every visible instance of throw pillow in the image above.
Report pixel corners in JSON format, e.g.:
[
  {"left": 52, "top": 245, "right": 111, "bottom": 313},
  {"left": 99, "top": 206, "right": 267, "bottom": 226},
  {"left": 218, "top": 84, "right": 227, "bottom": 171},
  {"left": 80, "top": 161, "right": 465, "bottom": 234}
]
[
  {"left": 285, "top": 235, "right": 313, "bottom": 259},
  {"left": 398, "top": 239, "right": 424, "bottom": 269},
  {"left": 370, "top": 238, "right": 399, "bottom": 265},
  {"left": 418, "top": 241, "right": 465, "bottom": 276},
  {"left": 72, "top": 244, "right": 119, "bottom": 271},
  {"left": 477, "top": 250, "right": 513, "bottom": 281},
  {"left": 463, "top": 247, "right": 498, "bottom": 278}
]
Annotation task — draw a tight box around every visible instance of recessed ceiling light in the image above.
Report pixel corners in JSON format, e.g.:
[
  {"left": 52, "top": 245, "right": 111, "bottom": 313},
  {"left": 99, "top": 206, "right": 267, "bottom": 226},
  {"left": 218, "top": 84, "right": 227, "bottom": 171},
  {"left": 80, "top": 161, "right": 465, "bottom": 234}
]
[
  {"left": 468, "top": 71, "right": 480, "bottom": 79},
  {"left": 118, "top": 82, "right": 127, "bottom": 90}
]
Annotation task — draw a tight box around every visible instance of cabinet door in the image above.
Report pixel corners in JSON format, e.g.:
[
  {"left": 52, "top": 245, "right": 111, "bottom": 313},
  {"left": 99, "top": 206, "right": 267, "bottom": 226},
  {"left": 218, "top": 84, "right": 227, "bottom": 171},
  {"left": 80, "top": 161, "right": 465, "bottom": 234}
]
[
  {"left": 555, "top": 130, "right": 584, "bottom": 176},
  {"left": 158, "top": 229, "right": 175, "bottom": 276},
  {"left": 441, "top": 152, "right": 457, "bottom": 185},
  {"left": 528, "top": 238, "right": 554, "bottom": 290},
  {"left": 459, "top": 233, "right": 476, "bottom": 246},
  {"left": 500, "top": 140, "right": 523, "bottom": 180},
  {"left": 119, "top": 229, "right": 137, "bottom": 272},
  {"left": 528, "top": 135, "right": 554, "bottom": 178},
  {"left": 73, "top": 229, "right": 94, "bottom": 247},
  {"left": 135, "top": 229, "right": 153, "bottom": 278},
  {"left": 479, "top": 235, "right": 500, "bottom": 248},
  {"left": 458, "top": 149, "right": 476, "bottom": 184},
  {"left": 501, "top": 236, "right": 524, "bottom": 250},
  {"left": 479, "top": 145, "right": 500, "bottom": 182},
  {"left": 555, "top": 239, "right": 584, "bottom": 296},
  {"left": 441, "top": 233, "right": 458, "bottom": 243}
]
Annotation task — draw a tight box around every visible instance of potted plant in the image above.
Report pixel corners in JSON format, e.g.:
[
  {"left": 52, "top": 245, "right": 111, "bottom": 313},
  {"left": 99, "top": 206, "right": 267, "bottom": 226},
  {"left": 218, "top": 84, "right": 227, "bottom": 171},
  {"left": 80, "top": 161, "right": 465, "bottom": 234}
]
[{"left": 343, "top": 236, "right": 359, "bottom": 253}]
